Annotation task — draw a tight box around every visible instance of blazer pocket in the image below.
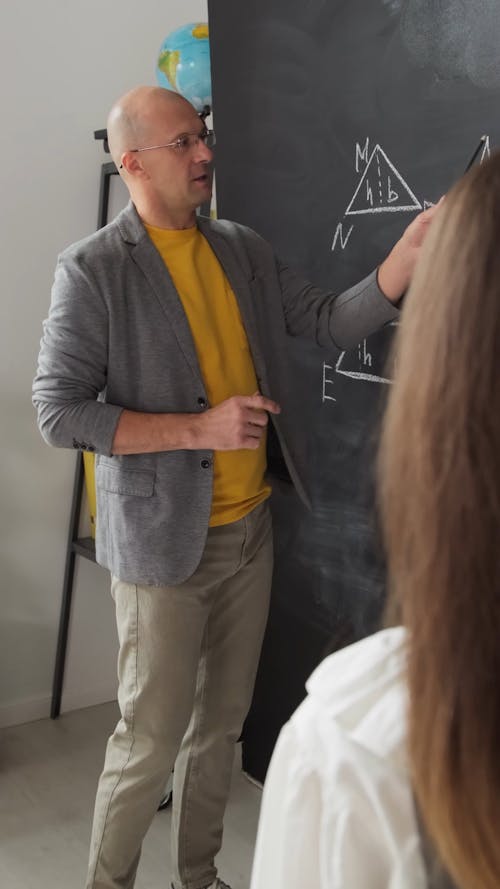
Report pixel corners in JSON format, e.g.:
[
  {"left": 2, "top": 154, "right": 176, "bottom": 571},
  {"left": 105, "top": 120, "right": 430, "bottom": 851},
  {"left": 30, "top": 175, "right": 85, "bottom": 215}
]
[{"left": 96, "top": 463, "right": 155, "bottom": 497}]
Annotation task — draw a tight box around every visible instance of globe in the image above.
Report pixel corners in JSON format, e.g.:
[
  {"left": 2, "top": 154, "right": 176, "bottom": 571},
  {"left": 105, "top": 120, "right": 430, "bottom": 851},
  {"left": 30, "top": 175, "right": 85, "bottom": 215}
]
[{"left": 156, "top": 22, "right": 212, "bottom": 113}]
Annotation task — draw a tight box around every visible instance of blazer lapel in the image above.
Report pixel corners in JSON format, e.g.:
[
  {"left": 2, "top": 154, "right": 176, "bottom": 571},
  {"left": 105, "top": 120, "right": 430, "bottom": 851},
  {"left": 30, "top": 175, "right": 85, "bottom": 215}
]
[
  {"left": 117, "top": 203, "right": 203, "bottom": 385},
  {"left": 115, "top": 202, "right": 269, "bottom": 392},
  {"left": 198, "top": 219, "right": 269, "bottom": 391}
]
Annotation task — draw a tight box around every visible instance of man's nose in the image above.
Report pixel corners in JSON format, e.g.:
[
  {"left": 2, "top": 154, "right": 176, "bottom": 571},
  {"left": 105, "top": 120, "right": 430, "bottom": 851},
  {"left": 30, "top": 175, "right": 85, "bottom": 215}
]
[{"left": 193, "top": 138, "right": 213, "bottom": 163}]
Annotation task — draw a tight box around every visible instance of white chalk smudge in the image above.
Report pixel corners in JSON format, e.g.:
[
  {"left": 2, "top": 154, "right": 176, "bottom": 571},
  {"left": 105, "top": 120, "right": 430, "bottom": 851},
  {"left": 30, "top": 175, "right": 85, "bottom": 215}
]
[
  {"left": 400, "top": 0, "right": 500, "bottom": 88},
  {"left": 382, "top": 0, "right": 404, "bottom": 14}
]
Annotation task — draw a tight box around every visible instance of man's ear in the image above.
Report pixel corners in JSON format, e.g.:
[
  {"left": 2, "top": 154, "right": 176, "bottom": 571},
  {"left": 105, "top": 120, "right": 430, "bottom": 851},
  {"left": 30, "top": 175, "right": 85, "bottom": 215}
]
[{"left": 119, "top": 151, "right": 148, "bottom": 177}]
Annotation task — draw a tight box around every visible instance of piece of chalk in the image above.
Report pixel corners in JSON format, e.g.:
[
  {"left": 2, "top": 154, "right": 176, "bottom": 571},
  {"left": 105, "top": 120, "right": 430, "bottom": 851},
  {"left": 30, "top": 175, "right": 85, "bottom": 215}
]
[{"left": 464, "top": 135, "right": 487, "bottom": 173}]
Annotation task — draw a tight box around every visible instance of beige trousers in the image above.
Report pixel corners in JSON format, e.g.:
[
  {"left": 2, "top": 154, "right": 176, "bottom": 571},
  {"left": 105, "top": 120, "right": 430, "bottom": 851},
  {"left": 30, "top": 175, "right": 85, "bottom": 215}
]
[{"left": 86, "top": 501, "right": 273, "bottom": 889}]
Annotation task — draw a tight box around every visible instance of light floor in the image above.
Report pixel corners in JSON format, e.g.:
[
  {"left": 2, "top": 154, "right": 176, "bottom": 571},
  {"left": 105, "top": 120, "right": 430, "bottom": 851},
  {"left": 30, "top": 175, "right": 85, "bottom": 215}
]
[{"left": 0, "top": 702, "right": 262, "bottom": 889}]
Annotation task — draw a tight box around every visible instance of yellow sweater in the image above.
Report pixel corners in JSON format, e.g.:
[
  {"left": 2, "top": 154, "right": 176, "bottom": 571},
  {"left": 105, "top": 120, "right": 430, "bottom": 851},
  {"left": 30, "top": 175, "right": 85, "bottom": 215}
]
[{"left": 146, "top": 223, "right": 271, "bottom": 526}]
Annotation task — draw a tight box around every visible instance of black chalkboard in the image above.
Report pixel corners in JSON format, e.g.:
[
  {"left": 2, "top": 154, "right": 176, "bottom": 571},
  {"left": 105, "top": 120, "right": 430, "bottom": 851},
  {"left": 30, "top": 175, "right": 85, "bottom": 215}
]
[{"left": 208, "top": 0, "right": 500, "bottom": 781}]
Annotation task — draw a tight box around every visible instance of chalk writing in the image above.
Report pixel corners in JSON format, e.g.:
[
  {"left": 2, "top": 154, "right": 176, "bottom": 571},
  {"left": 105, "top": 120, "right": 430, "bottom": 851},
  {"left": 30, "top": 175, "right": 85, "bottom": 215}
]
[
  {"left": 355, "top": 138, "right": 371, "bottom": 173},
  {"left": 322, "top": 362, "right": 337, "bottom": 403},
  {"left": 331, "top": 222, "right": 354, "bottom": 252}
]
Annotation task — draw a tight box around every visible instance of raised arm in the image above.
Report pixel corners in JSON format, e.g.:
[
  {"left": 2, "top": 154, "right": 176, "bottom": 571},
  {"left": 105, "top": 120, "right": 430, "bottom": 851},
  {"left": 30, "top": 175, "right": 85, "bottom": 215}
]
[{"left": 278, "top": 203, "right": 441, "bottom": 350}]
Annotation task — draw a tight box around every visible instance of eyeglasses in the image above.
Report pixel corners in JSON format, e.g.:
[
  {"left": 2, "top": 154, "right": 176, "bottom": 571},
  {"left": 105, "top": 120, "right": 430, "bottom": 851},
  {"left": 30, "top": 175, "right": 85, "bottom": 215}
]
[{"left": 120, "top": 128, "right": 216, "bottom": 168}]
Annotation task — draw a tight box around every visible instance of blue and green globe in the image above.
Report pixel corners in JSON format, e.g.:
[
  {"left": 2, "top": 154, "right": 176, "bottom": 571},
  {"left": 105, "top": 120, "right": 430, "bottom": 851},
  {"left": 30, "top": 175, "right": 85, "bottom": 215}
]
[{"left": 156, "top": 22, "right": 212, "bottom": 112}]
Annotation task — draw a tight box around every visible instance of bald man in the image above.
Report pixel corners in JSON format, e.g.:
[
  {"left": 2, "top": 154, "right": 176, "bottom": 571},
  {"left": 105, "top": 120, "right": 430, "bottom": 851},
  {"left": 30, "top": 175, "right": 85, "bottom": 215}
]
[{"left": 33, "top": 87, "right": 437, "bottom": 889}]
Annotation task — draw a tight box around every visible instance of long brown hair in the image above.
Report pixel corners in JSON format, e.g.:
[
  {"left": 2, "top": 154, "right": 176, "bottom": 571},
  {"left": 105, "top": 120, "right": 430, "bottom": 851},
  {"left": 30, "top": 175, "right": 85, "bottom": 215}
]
[{"left": 378, "top": 153, "right": 500, "bottom": 889}]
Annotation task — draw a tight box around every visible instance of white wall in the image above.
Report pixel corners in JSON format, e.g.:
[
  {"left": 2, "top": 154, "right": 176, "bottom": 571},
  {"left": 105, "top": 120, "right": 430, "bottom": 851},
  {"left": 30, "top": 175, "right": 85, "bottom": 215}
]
[{"left": 0, "top": 0, "right": 208, "bottom": 727}]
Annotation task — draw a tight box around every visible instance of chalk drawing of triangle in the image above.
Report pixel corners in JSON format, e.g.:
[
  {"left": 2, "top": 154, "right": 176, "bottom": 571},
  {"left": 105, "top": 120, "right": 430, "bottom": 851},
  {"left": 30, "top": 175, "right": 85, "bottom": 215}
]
[
  {"left": 345, "top": 144, "right": 422, "bottom": 216},
  {"left": 335, "top": 347, "right": 392, "bottom": 384},
  {"left": 335, "top": 323, "right": 398, "bottom": 384}
]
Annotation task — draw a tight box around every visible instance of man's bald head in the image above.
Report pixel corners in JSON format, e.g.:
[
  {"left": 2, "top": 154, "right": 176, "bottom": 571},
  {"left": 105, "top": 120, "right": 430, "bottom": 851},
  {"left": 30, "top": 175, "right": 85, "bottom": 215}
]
[
  {"left": 107, "top": 86, "right": 194, "bottom": 169},
  {"left": 106, "top": 85, "right": 213, "bottom": 228}
]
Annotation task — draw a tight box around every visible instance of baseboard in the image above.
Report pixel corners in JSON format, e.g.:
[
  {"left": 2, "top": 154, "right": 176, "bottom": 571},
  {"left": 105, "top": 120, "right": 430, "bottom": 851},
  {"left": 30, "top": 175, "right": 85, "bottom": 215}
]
[
  {"left": 61, "top": 684, "right": 117, "bottom": 715},
  {"left": 0, "top": 684, "right": 117, "bottom": 728},
  {"left": 0, "top": 694, "right": 52, "bottom": 728}
]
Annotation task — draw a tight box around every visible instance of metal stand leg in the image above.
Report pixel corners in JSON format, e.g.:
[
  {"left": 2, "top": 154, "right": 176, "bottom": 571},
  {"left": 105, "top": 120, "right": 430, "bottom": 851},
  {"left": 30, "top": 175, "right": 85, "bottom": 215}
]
[
  {"left": 50, "top": 156, "right": 119, "bottom": 719},
  {"left": 50, "top": 454, "right": 85, "bottom": 718}
]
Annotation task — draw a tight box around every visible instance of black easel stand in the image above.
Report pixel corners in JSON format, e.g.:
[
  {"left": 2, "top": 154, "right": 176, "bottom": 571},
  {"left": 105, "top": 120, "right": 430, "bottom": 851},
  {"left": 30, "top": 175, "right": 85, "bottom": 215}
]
[{"left": 50, "top": 143, "right": 118, "bottom": 719}]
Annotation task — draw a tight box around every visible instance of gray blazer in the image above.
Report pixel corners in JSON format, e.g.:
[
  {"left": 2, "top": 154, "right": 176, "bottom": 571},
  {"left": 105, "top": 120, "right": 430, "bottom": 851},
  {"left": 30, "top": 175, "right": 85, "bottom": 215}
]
[{"left": 33, "top": 202, "right": 398, "bottom": 586}]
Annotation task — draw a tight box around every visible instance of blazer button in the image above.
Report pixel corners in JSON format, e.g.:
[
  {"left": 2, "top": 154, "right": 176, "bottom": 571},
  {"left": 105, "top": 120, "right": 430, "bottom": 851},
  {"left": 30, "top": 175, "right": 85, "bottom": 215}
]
[
  {"left": 197, "top": 397, "right": 207, "bottom": 408},
  {"left": 200, "top": 459, "right": 211, "bottom": 469}
]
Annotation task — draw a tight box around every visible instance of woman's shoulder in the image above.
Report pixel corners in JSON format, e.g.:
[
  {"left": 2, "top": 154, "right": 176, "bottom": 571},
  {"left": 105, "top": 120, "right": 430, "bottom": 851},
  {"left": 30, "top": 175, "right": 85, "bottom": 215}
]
[
  {"left": 291, "top": 626, "right": 409, "bottom": 770},
  {"left": 251, "top": 629, "right": 424, "bottom": 889}
]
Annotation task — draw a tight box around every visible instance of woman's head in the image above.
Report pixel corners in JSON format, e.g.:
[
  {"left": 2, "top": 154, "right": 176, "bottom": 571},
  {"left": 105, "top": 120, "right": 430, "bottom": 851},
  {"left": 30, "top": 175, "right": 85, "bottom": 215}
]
[{"left": 379, "top": 152, "right": 500, "bottom": 889}]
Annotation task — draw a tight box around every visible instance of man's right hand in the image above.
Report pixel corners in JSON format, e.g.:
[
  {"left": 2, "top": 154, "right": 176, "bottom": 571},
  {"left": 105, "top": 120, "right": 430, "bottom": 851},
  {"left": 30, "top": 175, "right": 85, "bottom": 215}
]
[
  {"left": 111, "top": 395, "right": 281, "bottom": 455},
  {"left": 195, "top": 394, "right": 281, "bottom": 451}
]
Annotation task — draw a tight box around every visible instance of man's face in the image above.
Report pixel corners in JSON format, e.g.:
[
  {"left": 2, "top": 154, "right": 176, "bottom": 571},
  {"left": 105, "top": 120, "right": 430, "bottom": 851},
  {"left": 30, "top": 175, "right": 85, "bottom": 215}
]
[{"left": 133, "top": 98, "right": 213, "bottom": 214}]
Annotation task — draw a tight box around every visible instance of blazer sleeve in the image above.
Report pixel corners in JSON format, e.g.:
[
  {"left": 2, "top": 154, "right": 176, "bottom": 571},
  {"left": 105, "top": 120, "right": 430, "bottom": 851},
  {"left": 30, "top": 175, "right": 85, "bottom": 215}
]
[
  {"left": 277, "top": 260, "right": 400, "bottom": 351},
  {"left": 32, "top": 252, "right": 123, "bottom": 456}
]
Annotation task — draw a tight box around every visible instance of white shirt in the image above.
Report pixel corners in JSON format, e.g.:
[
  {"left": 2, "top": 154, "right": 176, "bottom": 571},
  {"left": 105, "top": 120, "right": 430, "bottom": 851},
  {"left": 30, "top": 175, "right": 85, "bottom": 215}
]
[{"left": 250, "top": 627, "right": 427, "bottom": 889}]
